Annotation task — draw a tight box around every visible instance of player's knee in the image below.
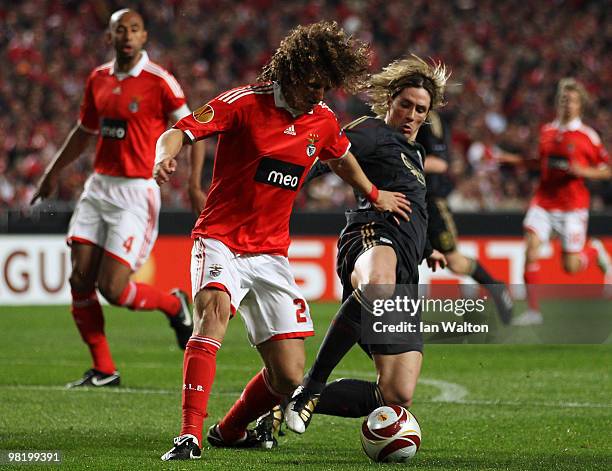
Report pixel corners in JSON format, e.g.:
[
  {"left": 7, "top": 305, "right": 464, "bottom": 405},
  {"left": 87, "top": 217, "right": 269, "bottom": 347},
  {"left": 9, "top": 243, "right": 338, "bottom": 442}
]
[
  {"left": 563, "top": 256, "right": 581, "bottom": 273},
  {"left": 266, "top": 364, "right": 303, "bottom": 395},
  {"left": 361, "top": 274, "right": 396, "bottom": 301},
  {"left": 524, "top": 235, "right": 541, "bottom": 264},
  {"left": 97, "top": 277, "right": 126, "bottom": 305},
  {"left": 379, "top": 383, "right": 414, "bottom": 408},
  {"left": 365, "top": 269, "right": 395, "bottom": 286},
  {"left": 69, "top": 269, "right": 95, "bottom": 294}
]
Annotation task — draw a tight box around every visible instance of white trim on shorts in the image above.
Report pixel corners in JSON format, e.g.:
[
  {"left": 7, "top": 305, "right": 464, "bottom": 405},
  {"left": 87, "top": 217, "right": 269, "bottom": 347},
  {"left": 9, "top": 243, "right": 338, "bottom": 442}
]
[
  {"left": 67, "top": 173, "right": 160, "bottom": 270},
  {"left": 523, "top": 204, "right": 589, "bottom": 253},
  {"left": 190, "top": 238, "right": 314, "bottom": 345}
]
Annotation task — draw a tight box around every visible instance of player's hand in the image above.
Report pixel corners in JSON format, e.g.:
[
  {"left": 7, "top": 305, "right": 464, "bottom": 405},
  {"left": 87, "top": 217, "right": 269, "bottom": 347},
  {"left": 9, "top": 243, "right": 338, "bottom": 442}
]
[
  {"left": 30, "top": 171, "right": 58, "bottom": 205},
  {"left": 373, "top": 190, "right": 412, "bottom": 221},
  {"left": 154, "top": 157, "right": 177, "bottom": 185},
  {"left": 427, "top": 250, "right": 447, "bottom": 272},
  {"left": 188, "top": 186, "right": 206, "bottom": 214}
]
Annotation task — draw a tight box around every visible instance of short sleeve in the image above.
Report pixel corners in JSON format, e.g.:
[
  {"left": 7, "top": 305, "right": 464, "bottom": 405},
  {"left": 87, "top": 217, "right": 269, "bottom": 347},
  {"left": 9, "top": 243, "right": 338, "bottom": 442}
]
[
  {"left": 160, "top": 72, "right": 187, "bottom": 118},
  {"left": 78, "top": 74, "right": 99, "bottom": 133},
  {"left": 593, "top": 141, "right": 609, "bottom": 166},
  {"left": 173, "top": 94, "right": 242, "bottom": 143},
  {"left": 318, "top": 114, "right": 351, "bottom": 161},
  {"left": 344, "top": 125, "right": 377, "bottom": 159}
]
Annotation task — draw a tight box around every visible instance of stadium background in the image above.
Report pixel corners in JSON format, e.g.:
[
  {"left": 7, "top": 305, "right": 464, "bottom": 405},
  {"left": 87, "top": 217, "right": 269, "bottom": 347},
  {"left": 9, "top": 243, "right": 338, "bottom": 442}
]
[
  {"left": 1, "top": 0, "right": 610, "bottom": 304},
  {"left": 1, "top": 3, "right": 611, "bottom": 470}
]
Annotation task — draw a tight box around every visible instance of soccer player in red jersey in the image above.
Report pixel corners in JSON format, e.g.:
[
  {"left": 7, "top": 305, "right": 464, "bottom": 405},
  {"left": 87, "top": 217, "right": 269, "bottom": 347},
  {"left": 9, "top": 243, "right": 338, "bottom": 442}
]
[
  {"left": 31, "top": 9, "right": 205, "bottom": 386},
  {"left": 513, "top": 78, "right": 611, "bottom": 325},
  {"left": 155, "top": 22, "right": 411, "bottom": 461}
]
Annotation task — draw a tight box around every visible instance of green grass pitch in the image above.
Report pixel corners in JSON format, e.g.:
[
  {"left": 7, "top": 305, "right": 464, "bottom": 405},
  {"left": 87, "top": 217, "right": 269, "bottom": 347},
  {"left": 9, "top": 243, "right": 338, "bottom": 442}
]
[{"left": 0, "top": 303, "right": 610, "bottom": 470}]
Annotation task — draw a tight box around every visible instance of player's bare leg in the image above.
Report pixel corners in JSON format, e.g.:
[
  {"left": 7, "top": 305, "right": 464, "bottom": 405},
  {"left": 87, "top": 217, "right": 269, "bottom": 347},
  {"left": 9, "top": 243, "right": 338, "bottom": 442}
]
[
  {"left": 443, "top": 250, "right": 473, "bottom": 274},
  {"left": 97, "top": 255, "right": 193, "bottom": 349},
  {"left": 590, "top": 239, "right": 612, "bottom": 294},
  {"left": 563, "top": 240, "right": 612, "bottom": 296},
  {"left": 258, "top": 338, "right": 305, "bottom": 395},
  {"left": 209, "top": 338, "right": 305, "bottom": 448},
  {"left": 70, "top": 242, "right": 104, "bottom": 294},
  {"left": 351, "top": 245, "right": 397, "bottom": 299},
  {"left": 374, "top": 351, "right": 422, "bottom": 409},
  {"left": 513, "top": 230, "right": 543, "bottom": 325},
  {"left": 162, "top": 288, "right": 231, "bottom": 461},
  {"left": 562, "top": 252, "right": 582, "bottom": 274},
  {"left": 563, "top": 240, "right": 611, "bottom": 275},
  {"left": 285, "top": 246, "right": 396, "bottom": 433}
]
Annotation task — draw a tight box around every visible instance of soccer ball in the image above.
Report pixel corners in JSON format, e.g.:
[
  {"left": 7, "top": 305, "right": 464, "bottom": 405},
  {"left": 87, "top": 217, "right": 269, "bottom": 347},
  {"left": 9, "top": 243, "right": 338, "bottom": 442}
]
[{"left": 360, "top": 405, "right": 422, "bottom": 462}]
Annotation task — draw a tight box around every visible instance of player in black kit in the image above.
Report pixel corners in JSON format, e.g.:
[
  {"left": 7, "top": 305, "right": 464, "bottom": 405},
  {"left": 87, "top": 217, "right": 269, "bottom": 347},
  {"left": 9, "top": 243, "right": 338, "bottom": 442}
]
[
  {"left": 417, "top": 111, "right": 514, "bottom": 323},
  {"left": 277, "top": 56, "right": 449, "bottom": 435}
]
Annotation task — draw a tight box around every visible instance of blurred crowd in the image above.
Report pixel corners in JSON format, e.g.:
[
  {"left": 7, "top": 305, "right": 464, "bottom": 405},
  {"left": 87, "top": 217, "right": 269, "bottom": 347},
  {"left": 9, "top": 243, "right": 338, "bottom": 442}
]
[{"left": 1, "top": 0, "right": 610, "bottom": 213}]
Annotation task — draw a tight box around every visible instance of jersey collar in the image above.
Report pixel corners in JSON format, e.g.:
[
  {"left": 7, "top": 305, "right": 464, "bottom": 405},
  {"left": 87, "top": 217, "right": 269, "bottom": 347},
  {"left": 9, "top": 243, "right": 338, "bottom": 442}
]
[
  {"left": 111, "top": 50, "right": 149, "bottom": 80},
  {"left": 273, "top": 82, "right": 312, "bottom": 117},
  {"left": 553, "top": 117, "right": 582, "bottom": 131}
]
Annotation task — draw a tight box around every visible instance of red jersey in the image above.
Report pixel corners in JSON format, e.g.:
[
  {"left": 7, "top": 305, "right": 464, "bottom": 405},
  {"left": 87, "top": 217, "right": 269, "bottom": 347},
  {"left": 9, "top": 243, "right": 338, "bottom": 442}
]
[
  {"left": 174, "top": 82, "right": 351, "bottom": 256},
  {"left": 532, "top": 118, "right": 609, "bottom": 210},
  {"left": 79, "top": 51, "right": 188, "bottom": 179}
]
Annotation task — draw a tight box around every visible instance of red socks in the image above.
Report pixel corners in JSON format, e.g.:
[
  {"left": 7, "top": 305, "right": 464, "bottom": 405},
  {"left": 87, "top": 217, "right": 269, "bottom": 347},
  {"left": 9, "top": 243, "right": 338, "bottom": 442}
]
[
  {"left": 524, "top": 262, "right": 541, "bottom": 311},
  {"left": 180, "top": 335, "right": 222, "bottom": 445},
  {"left": 71, "top": 290, "right": 115, "bottom": 374},
  {"left": 218, "top": 368, "right": 284, "bottom": 443},
  {"left": 117, "top": 281, "right": 180, "bottom": 316}
]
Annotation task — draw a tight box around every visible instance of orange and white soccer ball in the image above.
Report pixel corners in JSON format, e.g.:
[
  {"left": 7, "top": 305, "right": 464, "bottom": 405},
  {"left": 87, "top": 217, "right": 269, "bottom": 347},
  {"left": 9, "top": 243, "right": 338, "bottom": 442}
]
[{"left": 360, "top": 405, "right": 422, "bottom": 462}]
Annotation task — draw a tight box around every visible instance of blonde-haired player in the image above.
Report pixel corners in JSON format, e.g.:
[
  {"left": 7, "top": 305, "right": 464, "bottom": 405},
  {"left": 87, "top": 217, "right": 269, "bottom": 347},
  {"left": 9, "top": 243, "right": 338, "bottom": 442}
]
[{"left": 514, "top": 78, "right": 611, "bottom": 325}]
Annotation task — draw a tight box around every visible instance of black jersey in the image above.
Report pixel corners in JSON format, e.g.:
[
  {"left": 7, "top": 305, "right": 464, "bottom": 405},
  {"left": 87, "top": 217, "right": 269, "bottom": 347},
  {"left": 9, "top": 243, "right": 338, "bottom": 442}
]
[
  {"left": 306, "top": 116, "right": 432, "bottom": 264},
  {"left": 416, "top": 110, "right": 454, "bottom": 198},
  {"left": 307, "top": 116, "right": 428, "bottom": 211}
]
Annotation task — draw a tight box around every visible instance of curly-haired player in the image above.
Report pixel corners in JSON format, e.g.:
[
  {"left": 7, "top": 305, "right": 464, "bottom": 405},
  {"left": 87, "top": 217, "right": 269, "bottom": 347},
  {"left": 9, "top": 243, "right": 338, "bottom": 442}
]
[{"left": 155, "top": 21, "right": 410, "bottom": 460}]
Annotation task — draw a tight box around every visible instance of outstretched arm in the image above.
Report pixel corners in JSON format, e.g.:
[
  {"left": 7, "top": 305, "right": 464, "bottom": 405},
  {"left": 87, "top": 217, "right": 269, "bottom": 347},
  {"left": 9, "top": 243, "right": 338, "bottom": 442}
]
[
  {"left": 31, "top": 124, "right": 93, "bottom": 204},
  {"left": 569, "top": 162, "right": 611, "bottom": 180},
  {"left": 424, "top": 155, "right": 449, "bottom": 174},
  {"left": 327, "top": 152, "right": 412, "bottom": 221}
]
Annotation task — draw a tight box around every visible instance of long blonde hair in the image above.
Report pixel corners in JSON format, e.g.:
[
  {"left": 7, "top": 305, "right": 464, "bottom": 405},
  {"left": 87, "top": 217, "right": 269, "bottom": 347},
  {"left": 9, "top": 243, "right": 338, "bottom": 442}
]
[{"left": 365, "top": 54, "right": 449, "bottom": 117}]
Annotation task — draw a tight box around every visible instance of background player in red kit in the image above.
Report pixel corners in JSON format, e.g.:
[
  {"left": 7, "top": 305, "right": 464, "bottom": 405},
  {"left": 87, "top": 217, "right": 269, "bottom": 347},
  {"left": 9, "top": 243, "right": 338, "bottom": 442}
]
[
  {"left": 513, "top": 78, "right": 611, "bottom": 325},
  {"left": 31, "top": 9, "right": 205, "bottom": 386},
  {"left": 154, "top": 22, "right": 411, "bottom": 461}
]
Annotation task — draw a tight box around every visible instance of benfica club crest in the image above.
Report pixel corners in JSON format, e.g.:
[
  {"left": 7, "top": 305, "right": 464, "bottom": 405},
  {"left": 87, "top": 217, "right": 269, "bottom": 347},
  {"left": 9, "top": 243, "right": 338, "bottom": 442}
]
[
  {"left": 128, "top": 96, "right": 140, "bottom": 113},
  {"left": 209, "top": 264, "right": 223, "bottom": 278},
  {"left": 306, "top": 132, "right": 319, "bottom": 157}
]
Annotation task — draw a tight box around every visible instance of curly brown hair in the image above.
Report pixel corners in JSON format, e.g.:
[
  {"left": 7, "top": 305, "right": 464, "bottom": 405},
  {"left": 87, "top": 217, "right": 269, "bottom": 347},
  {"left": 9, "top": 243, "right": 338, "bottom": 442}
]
[
  {"left": 258, "top": 21, "right": 369, "bottom": 94},
  {"left": 365, "top": 54, "right": 450, "bottom": 118}
]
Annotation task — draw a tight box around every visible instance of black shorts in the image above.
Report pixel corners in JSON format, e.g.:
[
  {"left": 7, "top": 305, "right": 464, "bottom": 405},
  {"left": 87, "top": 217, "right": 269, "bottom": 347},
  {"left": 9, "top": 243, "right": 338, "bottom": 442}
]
[
  {"left": 426, "top": 196, "right": 458, "bottom": 254},
  {"left": 336, "top": 209, "right": 426, "bottom": 354}
]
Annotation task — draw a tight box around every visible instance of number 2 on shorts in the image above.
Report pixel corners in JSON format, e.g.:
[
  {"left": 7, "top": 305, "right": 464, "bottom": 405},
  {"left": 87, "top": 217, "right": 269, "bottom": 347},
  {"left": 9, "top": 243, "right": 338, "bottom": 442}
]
[{"left": 294, "top": 299, "right": 307, "bottom": 323}]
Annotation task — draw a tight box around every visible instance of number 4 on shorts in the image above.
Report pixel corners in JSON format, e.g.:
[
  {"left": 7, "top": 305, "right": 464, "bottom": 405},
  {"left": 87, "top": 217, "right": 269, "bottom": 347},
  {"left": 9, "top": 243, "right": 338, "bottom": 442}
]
[{"left": 123, "top": 236, "right": 135, "bottom": 253}]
